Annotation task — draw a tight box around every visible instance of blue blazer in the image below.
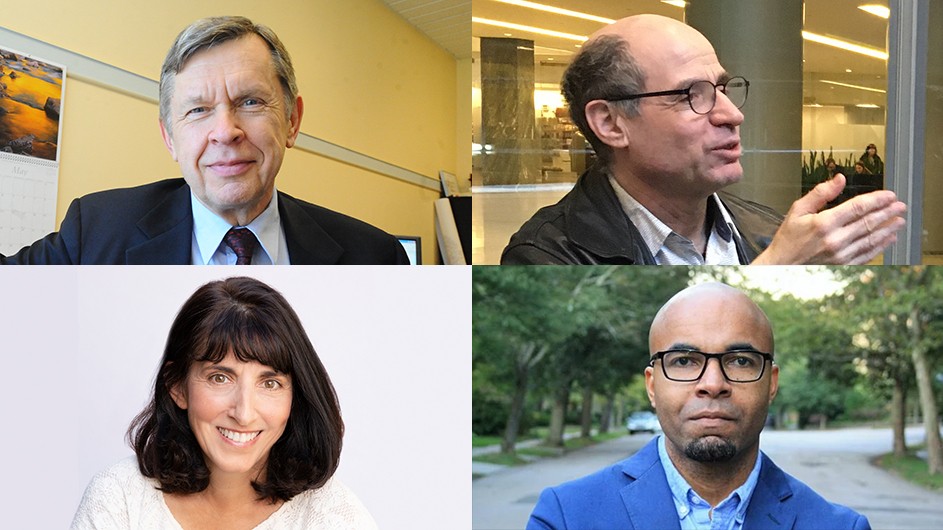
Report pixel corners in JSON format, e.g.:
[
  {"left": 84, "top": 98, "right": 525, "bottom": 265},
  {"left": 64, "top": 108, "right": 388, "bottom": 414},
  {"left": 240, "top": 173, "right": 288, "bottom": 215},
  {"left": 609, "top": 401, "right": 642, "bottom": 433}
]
[
  {"left": 1, "top": 179, "right": 408, "bottom": 264},
  {"left": 527, "top": 438, "right": 870, "bottom": 530}
]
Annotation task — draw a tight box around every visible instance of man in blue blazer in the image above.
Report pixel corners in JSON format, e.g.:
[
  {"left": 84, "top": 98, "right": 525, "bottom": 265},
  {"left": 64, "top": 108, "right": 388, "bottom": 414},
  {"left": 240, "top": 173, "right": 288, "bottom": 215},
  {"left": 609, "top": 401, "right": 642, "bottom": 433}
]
[
  {"left": 2, "top": 16, "right": 407, "bottom": 265},
  {"left": 528, "top": 283, "right": 869, "bottom": 530}
]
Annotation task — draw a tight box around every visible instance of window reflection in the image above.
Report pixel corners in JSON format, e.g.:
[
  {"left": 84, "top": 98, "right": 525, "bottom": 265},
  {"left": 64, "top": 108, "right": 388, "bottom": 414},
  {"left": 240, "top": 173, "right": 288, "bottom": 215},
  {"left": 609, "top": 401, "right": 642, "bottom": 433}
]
[{"left": 472, "top": 1, "right": 906, "bottom": 264}]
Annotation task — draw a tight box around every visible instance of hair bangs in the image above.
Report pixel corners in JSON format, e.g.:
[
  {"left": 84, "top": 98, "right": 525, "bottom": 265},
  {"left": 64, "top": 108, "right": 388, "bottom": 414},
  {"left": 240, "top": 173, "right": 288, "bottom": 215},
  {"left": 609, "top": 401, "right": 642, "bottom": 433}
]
[{"left": 194, "top": 303, "right": 294, "bottom": 376}]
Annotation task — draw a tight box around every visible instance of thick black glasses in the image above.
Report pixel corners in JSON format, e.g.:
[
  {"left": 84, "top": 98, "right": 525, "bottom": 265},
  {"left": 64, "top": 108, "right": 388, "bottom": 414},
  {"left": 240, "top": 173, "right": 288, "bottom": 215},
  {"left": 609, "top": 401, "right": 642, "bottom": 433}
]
[
  {"left": 649, "top": 348, "right": 772, "bottom": 383},
  {"left": 609, "top": 76, "right": 750, "bottom": 115}
]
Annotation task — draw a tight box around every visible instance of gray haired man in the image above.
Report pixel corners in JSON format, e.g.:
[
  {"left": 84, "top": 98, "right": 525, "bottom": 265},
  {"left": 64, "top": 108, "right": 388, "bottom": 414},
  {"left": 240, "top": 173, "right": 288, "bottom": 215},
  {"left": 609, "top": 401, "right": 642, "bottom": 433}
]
[{"left": 3, "top": 16, "right": 407, "bottom": 265}]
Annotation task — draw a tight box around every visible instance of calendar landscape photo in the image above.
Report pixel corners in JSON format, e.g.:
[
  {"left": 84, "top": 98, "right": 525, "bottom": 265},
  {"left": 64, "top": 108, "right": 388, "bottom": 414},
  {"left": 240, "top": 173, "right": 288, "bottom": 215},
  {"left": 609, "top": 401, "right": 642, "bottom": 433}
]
[{"left": 0, "top": 47, "right": 63, "bottom": 162}]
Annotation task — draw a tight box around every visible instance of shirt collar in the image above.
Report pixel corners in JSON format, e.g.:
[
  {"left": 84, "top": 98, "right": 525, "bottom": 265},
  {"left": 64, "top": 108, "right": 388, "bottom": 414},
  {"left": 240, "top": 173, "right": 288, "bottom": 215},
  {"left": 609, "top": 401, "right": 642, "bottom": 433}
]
[
  {"left": 657, "top": 434, "right": 763, "bottom": 526},
  {"left": 190, "top": 190, "right": 283, "bottom": 265},
  {"left": 607, "top": 175, "right": 738, "bottom": 261}
]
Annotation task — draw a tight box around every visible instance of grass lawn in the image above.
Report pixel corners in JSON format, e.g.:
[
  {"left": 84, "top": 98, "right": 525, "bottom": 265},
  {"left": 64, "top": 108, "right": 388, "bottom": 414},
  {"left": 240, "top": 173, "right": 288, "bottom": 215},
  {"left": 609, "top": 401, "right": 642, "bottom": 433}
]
[
  {"left": 875, "top": 451, "right": 943, "bottom": 490},
  {"left": 472, "top": 434, "right": 503, "bottom": 447},
  {"left": 473, "top": 452, "right": 530, "bottom": 466},
  {"left": 477, "top": 431, "right": 629, "bottom": 464}
]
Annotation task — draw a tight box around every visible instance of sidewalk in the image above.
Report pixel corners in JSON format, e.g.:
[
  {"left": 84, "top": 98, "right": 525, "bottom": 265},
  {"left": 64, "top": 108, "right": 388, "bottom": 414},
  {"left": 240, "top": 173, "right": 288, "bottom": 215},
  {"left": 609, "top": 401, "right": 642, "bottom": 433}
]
[
  {"left": 473, "top": 430, "right": 597, "bottom": 477},
  {"left": 473, "top": 433, "right": 651, "bottom": 530}
]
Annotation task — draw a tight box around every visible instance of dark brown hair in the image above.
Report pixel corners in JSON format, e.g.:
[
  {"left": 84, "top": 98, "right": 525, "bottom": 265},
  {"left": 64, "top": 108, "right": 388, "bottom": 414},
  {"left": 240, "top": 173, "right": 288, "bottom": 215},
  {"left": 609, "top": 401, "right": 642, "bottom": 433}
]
[
  {"left": 128, "top": 277, "right": 343, "bottom": 502},
  {"left": 561, "top": 34, "right": 646, "bottom": 168}
]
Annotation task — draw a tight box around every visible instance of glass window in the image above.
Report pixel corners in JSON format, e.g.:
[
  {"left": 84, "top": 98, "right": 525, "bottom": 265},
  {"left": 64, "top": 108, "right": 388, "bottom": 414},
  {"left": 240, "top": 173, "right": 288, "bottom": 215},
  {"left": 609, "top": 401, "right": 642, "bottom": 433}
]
[{"left": 471, "top": 1, "right": 921, "bottom": 265}]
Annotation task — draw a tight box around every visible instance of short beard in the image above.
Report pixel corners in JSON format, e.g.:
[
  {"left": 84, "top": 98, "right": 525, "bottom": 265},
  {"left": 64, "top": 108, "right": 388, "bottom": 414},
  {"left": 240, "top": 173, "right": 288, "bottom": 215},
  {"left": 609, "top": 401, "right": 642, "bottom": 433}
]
[{"left": 684, "top": 437, "right": 737, "bottom": 462}]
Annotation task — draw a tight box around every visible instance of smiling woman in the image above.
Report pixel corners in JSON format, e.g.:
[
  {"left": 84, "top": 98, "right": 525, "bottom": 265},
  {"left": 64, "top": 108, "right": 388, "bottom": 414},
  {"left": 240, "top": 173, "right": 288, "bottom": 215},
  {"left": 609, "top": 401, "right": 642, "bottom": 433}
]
[{"left": 71, "top": 276, "right": 377, "bottom": 530}]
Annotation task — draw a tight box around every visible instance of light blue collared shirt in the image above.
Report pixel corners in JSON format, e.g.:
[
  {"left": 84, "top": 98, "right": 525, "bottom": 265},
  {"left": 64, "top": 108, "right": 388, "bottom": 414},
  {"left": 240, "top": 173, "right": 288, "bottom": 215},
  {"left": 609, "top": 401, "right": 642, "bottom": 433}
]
[
  {"left": 190, "top": 190, "right": 291, "bottom": 265},
  {"left": 607, "top": 175, "right": 742, "bottom": 265},
  {"left": 658, "top": 435, "right": 762, "bottom": 530}
]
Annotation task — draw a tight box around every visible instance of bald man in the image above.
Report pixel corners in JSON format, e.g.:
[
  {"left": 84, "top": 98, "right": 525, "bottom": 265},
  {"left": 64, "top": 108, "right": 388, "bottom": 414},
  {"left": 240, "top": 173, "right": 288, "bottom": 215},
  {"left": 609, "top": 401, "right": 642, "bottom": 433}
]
[
  {"left": 526, "top": 283, "right": 869, "bottom": 530},
  {"left": 502, "top": 14, "right": 905, "bottom": 265}
]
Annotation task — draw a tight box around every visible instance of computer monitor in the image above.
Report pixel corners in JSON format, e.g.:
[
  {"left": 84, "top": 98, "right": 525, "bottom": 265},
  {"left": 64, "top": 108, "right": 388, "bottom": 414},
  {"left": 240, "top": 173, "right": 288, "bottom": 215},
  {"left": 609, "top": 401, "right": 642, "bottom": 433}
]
[{"left": 396, "top": 236, "right": 422, "bottom": 265}]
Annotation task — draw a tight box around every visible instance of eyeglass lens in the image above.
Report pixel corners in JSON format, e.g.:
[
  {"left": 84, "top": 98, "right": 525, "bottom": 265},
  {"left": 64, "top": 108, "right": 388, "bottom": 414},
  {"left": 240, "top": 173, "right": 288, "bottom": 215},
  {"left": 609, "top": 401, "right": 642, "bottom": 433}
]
[
  {"left": 662, "top": 350, "right": 765, "bottom": 382},
  {"left": 689, "top": 77, "right": 748, "bottom": 114}
]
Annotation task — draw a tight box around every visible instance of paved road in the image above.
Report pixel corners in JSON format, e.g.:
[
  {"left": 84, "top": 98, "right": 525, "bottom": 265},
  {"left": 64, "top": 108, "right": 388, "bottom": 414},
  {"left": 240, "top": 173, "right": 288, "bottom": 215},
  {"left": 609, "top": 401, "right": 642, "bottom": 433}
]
[{"left": 472, "top": 426, "right": 943, "bottom": 530}]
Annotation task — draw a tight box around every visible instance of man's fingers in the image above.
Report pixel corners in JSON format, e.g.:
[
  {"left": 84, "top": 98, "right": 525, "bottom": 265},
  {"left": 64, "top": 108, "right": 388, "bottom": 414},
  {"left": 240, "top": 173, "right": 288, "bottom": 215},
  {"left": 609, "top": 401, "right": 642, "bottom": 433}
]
[
  {"left": 792, "top": 175, "right": 845, "bottom": 215},
  {"left": 825, "top": 190, "right": 904, "bottom": 227},
  {"left": 829, "top": 214, "right": 906, "bottom": 263},
  {"left": 843, "top": 226, "right": 901, "bottom": 265}
]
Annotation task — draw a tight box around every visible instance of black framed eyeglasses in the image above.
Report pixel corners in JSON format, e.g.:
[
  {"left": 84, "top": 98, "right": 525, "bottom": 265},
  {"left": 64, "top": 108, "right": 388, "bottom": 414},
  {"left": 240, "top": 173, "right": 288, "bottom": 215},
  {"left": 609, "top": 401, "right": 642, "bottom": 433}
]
[
  {"left": 608, "top": 76, "right": 750, "bottom": 115},
  {"left": 649, "top": 348, "right": 773, "bottom": 383}
]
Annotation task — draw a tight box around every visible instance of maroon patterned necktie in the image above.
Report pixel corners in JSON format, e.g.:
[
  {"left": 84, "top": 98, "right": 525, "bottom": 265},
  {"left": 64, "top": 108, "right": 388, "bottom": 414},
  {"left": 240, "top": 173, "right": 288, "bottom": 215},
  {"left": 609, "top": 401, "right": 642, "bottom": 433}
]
[{"left": 223, "top": 227, "right": 258, "bottom": 265}]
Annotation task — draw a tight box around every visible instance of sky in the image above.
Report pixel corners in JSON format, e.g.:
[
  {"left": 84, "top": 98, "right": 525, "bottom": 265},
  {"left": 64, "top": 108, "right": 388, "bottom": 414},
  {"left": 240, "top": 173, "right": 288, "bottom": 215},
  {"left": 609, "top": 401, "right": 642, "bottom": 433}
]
[{"left": 692, "top": 266, "right": 850, "bottom": 301}]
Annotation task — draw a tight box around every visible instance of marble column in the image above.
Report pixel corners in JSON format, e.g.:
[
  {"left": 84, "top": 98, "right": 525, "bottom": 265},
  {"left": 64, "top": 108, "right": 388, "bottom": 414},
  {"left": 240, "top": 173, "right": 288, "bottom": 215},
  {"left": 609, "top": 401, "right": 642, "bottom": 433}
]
[
  {"left": 480, "top": 37, "right": 540, "bottom": 186},
  {"left": 687, "top": 0, "right": 803, "bottom": 214}
]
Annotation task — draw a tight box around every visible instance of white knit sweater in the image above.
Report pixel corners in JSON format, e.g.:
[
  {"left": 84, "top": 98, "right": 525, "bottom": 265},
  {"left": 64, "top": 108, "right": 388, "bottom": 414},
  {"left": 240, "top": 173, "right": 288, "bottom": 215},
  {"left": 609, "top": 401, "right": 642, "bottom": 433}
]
[{"left": 71, "top": 458, "right": 378, "bottom": 529}]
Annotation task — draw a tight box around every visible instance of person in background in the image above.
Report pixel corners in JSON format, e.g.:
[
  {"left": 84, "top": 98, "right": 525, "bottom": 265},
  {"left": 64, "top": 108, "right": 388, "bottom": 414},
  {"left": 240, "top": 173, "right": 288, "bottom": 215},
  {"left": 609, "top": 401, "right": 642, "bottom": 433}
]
[
  {"left": 854, "top": 161, "right": 872, "bottom": 176},
  {"left": 859, "top": 144, "right": 884, "bottom": 176},
  {"left": 825, "top": 157, "right": 845, "bottom": 180}
]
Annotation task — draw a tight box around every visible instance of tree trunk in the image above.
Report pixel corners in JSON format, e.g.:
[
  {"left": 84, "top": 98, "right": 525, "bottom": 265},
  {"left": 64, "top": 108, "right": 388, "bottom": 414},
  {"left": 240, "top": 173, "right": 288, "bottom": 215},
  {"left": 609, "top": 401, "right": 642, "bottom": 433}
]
[
  {"left": 501, "top": 343, "right": 546, "bottom": 454},
  {"left": 892, "top": 375, "right": 908, "bottom": 457},
  {"left": 599, "top": 394, "right": 614, "bottom": 434},
  {"left": 501, "top": 350, "right": 529, "bottom": 454},
  {"left": 580, "top": 386, "right": 594, "bottom": 439},
  {"left": 615, "top": 395, "right": 625, "bottom": 428},
  {"left": 547, "top": 380, "right": 571, "bottom": 448},
  {"left": 909, "top": 306, "right": 943, "bottom": 474}
]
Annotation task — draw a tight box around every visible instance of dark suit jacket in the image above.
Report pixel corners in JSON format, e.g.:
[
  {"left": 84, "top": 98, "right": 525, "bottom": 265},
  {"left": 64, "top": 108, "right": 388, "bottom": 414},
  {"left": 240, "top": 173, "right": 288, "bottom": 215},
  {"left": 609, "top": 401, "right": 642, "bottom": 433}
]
[
  {"left": 527, "top": 438, "right": 870, "bottom": 530},
  {"left": 1, "top": 179, "right": 409, "bottom": 264}
]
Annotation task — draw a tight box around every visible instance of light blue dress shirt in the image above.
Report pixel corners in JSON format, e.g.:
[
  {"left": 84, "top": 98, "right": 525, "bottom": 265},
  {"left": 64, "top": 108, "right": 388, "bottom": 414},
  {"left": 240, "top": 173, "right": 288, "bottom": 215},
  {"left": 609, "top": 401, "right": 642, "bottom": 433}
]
[
  {"left": 190, "top": 190, "right": 291, "bottom": 265},
  {"left": 657, "top": 435, "right": 762, "bottom": 530},
  {"left": 607, "top": 175, "right": 742, "bottom": 265}
]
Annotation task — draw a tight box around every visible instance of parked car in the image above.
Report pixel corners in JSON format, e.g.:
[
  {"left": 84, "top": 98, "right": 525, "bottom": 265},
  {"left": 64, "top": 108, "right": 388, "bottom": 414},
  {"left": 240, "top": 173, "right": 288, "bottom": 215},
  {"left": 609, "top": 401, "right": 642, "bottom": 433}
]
[{"left": 626, "top": 411, "right": 661, "bottom": 434}]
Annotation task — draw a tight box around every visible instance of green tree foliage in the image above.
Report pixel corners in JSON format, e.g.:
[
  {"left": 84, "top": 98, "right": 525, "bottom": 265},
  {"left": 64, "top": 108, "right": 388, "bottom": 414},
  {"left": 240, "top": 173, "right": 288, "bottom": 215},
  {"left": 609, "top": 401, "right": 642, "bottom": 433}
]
[
  {"left": 473, "top": 267, "right": 689, "bottom": 451},
  {"left": 842, "top": 267, "right": 943, "bottom": 474},
  {"left": 473, "top": 267, "right": 574, "bottom": 452}
]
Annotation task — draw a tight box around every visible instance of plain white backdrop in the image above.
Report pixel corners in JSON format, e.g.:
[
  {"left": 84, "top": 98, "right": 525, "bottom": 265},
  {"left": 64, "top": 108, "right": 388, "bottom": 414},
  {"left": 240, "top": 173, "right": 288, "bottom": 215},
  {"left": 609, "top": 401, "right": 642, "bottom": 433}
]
[{"left": 0, "top": 266, "right": 471, "bottom": 529}]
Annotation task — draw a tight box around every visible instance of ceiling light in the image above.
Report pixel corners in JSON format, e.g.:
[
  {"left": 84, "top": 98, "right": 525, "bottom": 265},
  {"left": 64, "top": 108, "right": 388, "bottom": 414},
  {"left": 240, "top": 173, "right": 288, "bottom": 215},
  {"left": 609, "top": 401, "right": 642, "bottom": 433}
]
[
  {"left": 819, "top": 79, "right": 887, "bottom": 93},
  {"left": 845, "top": 69, "right": 853, "bottom": 73},
  {"left": 534, "top": 45, "right": 577, "bottom": 55},
  {"left": 473, "top": 17, "right": 589, "bottom": 42},
  {"left": 492, "top": 0, "right": 615, "bottom": 24},
  {"left": 855, "top": 103, "right": 881, "bottom": 108},
  {"left": 661, "top": 1, "right": 687, "bottom": 7},
  {"left": 858, "top": 4, "right": 890, "bottom": 19},
  {"left": 802, "top": 31, "right": 888, "bottom": 60}
]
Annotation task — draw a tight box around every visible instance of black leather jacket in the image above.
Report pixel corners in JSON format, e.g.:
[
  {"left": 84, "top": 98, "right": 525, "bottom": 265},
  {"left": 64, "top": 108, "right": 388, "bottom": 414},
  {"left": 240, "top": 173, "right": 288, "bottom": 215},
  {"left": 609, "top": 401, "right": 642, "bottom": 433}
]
[{"left": 501, "top": 168, "right": 784, "bottom": 265}]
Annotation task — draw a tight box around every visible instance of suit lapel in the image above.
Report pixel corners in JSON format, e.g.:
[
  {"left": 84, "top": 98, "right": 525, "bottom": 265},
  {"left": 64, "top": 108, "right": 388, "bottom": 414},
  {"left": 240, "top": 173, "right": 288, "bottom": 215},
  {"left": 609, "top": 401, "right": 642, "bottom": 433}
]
[
  {"left": 619, "top": 439, "right": 683, "bottom": 530},
  {"left": 126, "top": 183, "right": 193, "bottom": 264},
  {"left": 743, "top": 453, "right": 797, "bottom": 528},
  {"left": 277, "top": 192, "right": 345, "bottom": 264}
]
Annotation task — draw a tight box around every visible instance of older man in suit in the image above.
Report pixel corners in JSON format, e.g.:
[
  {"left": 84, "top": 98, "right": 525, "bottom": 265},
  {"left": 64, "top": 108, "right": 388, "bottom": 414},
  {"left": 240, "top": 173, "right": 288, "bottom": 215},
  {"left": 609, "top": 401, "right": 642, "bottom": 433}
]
[
  {"left": 2, "top": 16, "right": 407, "bottom": 265},
  {"left": 527, "top": 283, "right": 869, "bottom": 530}
]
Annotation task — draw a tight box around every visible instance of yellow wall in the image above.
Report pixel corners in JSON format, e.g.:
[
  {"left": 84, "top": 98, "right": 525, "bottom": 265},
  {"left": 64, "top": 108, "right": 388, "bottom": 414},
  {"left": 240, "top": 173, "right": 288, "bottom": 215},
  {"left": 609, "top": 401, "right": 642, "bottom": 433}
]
[
  {"left": 4, "top": 0, "right": 458, "bottom": 264},
  {"left": 456, "top": 57, "right": 473, "bottom": 193}
]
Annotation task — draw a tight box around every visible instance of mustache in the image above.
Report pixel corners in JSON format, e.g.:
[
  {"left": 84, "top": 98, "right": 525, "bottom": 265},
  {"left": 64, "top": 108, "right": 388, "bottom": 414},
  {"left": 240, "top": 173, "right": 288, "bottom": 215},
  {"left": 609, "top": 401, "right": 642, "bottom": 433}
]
[{"left": 683, "top": 404, "right": 739, "bottom": 421}]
